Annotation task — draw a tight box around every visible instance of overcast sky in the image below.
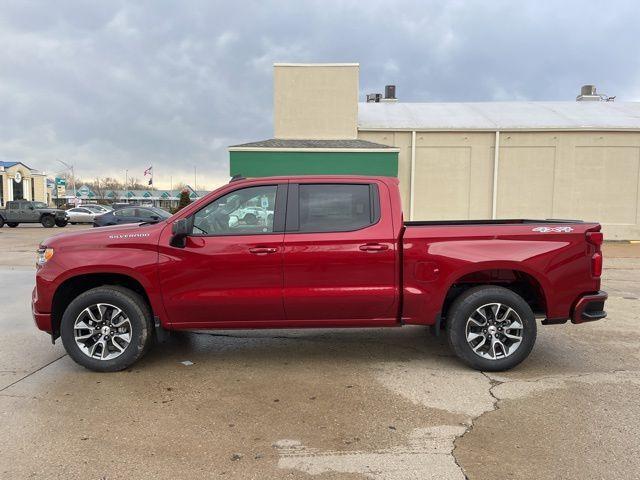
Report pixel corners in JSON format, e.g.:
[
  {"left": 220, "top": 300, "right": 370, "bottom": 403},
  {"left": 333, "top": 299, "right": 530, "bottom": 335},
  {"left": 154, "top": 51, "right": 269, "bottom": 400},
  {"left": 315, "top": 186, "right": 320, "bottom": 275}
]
[{"left": 1, "top": 0, "right": 639, "bottom": 189}]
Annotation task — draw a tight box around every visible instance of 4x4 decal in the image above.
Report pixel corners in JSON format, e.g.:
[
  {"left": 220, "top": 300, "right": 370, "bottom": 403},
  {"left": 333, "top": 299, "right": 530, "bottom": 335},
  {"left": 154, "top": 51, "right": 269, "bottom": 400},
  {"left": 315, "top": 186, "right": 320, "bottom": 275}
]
[{"left": 532, "top": 226, "right": 574, "bottom": 233}]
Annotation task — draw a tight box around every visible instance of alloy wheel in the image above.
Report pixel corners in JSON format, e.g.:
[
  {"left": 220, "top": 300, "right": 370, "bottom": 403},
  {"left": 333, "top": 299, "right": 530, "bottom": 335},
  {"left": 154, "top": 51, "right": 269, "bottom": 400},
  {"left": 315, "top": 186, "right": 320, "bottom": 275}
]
[
  {"left": 465, "top": 303, "right": 524, "bottom": 360},
  {"left": 73, "top": 303, "right": 132, "bottom": 361}
]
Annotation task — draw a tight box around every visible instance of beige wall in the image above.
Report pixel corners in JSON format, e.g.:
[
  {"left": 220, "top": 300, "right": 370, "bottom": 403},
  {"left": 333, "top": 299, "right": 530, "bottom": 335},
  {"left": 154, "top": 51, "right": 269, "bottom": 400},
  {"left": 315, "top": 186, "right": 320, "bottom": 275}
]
[
  {"left": 274, "top": 64, "right": 358, "bottom": 139},
  {"left": 358, "top": 130, "right": 640, "bottom": 240}
]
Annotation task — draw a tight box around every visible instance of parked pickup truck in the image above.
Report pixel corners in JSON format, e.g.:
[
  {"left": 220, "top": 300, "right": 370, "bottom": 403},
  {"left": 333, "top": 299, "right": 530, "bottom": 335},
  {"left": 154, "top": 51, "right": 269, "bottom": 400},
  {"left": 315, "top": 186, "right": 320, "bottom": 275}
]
[
  {"left": 0, "top": 200, "right": 68, "bottom": 228},
  {"left": 32, "top": 176, "right": 607, "bottom": 372}
]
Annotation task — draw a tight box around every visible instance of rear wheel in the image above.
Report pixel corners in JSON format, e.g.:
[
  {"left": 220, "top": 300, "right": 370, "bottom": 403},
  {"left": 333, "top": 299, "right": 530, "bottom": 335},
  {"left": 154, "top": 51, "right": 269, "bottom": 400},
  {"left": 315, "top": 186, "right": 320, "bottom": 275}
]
[
  {"left": 60, "top": 286, "right": 154, "bottom": 372},
  {"left": 0, "top": 217, "right": 3, "bottom": 228},
  {"left": 41, "top": 216, "right": 55, "bottom": 228},
  {"left": 7, "top": 222, "right": 18, "bottom": 228},
  {"left": 446, "top": 286, "right": 537, "bottom": 371}
]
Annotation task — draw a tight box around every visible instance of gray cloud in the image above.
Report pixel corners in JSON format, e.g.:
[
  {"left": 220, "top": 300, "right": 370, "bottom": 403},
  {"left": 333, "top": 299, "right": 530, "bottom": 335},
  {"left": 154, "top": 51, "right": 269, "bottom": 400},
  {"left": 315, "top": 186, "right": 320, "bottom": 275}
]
[{"left": 1, "top": 0, "right": 638, "bottom": 188}]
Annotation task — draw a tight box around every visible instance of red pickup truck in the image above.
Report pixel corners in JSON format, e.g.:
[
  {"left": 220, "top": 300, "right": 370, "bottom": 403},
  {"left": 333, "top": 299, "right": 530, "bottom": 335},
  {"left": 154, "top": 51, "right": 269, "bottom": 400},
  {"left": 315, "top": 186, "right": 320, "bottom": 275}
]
[{"left": 32, "top": 175, "right": 607, "bottom": 372}]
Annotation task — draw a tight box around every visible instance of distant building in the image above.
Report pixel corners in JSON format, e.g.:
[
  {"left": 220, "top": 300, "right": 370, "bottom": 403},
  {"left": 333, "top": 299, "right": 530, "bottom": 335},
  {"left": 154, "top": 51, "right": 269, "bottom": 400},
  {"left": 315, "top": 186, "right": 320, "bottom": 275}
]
[
  {"left": 0, "top": 161, "right": 48, "bottom": 206},
  {"left": 230, "top": 63, "right": 640, "bottom": 240},
  {"left": 65, "top": 184, "right": 209, "bottom": 210}
]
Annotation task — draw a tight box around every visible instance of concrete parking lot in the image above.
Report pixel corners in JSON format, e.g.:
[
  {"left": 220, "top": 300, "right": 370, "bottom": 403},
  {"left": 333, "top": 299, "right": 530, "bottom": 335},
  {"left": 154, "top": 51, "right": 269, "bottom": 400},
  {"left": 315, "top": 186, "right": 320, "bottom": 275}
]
[{"left": 1, "top": 225, "right": 639, "bottom": 479}]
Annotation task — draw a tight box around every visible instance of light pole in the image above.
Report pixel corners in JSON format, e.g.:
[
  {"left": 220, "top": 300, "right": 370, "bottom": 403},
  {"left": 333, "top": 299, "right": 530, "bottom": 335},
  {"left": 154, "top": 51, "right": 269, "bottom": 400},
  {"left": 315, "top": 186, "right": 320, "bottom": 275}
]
[{"left": 56, "top": 159, "right": 76, "bottom": 199}]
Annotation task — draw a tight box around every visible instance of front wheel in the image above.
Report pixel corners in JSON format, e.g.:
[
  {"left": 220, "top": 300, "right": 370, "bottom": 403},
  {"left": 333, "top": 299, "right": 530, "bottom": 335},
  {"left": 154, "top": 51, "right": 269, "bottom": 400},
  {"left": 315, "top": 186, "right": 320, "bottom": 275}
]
[
  {"left": 55, "top": 219, "right": 68, "bottom": 227},
  {"left": 446, "top": 286, "right": 537, "bottom": 371},
  {"left": 41, "top": 216, "right": 55, "bottom": 228},
  {"left": 7, "top": 222, "right": 18, "bottom": 228},
  {"left": 60, "top": 286, "right": 154, "bottom": 372}
]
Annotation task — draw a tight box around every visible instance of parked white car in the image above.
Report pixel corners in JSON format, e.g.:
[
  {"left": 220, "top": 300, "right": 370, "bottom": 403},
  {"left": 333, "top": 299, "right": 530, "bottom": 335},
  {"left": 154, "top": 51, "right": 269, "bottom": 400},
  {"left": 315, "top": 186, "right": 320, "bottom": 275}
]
[{"left": 66, "top": 207, "right": 98, "bottom": 224}]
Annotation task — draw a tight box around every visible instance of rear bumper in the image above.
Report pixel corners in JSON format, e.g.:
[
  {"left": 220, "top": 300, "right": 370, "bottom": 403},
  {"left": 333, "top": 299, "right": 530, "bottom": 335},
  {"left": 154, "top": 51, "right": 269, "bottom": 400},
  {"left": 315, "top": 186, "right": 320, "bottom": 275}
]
[{"left": 571, "top": 290, "right": 608, "bottom": 324}]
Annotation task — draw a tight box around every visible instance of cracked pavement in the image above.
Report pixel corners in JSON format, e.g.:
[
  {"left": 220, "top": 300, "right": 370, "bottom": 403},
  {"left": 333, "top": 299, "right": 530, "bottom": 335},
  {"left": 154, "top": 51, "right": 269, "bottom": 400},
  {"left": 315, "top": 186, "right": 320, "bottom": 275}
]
[{"left": 1, "top": 226, "right": 639, "bottom": 479}]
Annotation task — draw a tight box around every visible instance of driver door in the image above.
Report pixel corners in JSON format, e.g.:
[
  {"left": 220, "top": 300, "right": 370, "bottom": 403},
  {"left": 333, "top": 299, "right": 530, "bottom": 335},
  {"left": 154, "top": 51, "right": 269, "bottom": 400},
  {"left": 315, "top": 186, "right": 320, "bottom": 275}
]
[{"left": 158, "top": 183, "right": 286, "bottom": 328}]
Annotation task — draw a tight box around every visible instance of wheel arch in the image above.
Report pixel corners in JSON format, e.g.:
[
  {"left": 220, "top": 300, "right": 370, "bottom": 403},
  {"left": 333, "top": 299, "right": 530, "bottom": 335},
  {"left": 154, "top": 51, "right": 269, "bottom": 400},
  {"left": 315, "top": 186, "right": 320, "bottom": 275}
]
[
  {"left": 441, "top": 267, "right": 548, "bottom": 321},
  {"left": 51, "top": 273, "right": 153, "bottom": 339}
]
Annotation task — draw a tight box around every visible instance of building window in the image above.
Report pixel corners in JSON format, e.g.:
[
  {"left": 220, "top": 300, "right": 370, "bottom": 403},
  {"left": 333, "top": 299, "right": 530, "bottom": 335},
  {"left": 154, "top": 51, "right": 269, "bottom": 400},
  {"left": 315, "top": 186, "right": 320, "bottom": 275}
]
[
  {"left": 0, "top": 177, "right": 3, "bottom": 206},
  {"left": 31, "top": 179, "right": 35, "bottom": 201},
  {"left": 13, "top": 178, "right": 23, "bottom": 200}
]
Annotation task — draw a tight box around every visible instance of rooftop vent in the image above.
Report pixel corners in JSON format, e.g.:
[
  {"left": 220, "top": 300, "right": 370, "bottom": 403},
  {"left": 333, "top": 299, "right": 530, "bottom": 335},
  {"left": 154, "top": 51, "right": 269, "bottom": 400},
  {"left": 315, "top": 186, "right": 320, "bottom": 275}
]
[
  {"left": 576, "top": 84, "right": 615, "bottom": 102},
  {"left": 380, "top": 85, "right": 397, "bottom": 103},
  {"left": 366, "top": 93, "right": 382, "bottom": 103},
  {"left": 367, "top": 85, "right": 398, "bottom": 103}
]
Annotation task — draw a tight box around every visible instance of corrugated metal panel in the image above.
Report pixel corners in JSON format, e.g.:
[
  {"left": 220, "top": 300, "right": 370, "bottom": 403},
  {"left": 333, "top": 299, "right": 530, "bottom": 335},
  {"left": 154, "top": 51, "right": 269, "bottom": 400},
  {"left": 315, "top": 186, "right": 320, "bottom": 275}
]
[{"left": 358, "top": 101, "right": 640, "bottom": 131}]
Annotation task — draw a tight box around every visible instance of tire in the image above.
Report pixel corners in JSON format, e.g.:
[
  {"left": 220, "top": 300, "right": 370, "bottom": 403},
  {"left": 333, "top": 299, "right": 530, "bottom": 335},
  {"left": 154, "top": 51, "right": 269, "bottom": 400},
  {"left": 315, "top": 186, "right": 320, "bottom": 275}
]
[
  {"left": 7, "top": 222, "right": 18, "bottom": 228},
  {"left": 41, "top": 215, "right": 55, "bottom": 228},
  {"left": 71, "top": 222, "right": 77, "bottom": 225},
  {"left": 55, "top": 220, "right": 68, "bottom": 227},
  {"left": 60, "top": 286, "right": 154, "bottom": 372},
  {"left": 0, "top": 217, "right": 4, "bottom": 228},
  {"left": 446, "top": 286, "right": 537, "bottom": 371}
]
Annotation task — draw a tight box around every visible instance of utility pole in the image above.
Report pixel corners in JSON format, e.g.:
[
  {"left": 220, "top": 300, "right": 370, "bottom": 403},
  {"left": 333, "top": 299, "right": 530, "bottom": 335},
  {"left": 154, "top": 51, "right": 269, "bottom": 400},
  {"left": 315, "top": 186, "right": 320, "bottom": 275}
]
[{"left": 125, "top": 169, "right": 128, "bottom": 203}]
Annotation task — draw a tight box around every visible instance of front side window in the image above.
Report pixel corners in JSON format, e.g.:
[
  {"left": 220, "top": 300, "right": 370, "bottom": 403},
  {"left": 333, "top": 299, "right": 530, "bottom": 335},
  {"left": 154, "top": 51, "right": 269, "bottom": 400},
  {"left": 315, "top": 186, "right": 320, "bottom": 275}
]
[
  {"left": 33, "top": 202, "right": 47, "bottom": 209},
  {"left": 192, "top": 185, "right": 277, "bottom": 236},
  {"left": 297, "top": 184, "right": 374, "bottom": 233}
]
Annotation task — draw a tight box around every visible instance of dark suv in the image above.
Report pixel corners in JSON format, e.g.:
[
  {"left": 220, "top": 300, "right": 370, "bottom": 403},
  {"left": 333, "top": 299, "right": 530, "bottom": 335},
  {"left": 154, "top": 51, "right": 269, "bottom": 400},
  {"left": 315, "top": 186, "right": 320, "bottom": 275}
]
[{"left": 0, "top": 200, "right": 68, "bottom": 228}]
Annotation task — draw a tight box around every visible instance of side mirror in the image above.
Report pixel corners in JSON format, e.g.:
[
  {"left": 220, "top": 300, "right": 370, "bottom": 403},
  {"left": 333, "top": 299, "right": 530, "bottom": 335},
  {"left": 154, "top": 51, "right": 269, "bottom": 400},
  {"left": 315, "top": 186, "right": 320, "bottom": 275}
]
[{"left": 170, "top": 217, "right": 191, "bottom": 248}]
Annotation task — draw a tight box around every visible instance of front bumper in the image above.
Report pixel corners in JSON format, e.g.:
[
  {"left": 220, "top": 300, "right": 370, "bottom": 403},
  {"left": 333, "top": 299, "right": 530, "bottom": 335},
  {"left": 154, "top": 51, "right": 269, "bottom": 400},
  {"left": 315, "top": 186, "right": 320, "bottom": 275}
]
[
  {"left": 32, "top": 286, "right": 52, "bottom": 333},
  {"left": 571, "top": 290, "right": 608, "bottom": 324}
]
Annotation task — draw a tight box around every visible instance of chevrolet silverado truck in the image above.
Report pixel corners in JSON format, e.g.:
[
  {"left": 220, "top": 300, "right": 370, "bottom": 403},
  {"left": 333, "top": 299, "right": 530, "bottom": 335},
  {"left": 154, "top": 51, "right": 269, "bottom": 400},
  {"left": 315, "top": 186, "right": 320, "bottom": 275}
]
[
  {"left": 0, "top": 200, "right": 68, "bottom": 228},
  {"left": 32, "top": 175, "right": 607, "bottom": 372}
]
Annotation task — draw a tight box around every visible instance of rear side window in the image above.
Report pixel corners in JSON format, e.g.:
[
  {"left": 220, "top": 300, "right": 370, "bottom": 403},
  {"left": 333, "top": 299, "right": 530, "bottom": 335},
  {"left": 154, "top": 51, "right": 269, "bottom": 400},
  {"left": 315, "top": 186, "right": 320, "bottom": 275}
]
[
  {"left": 296, "top": 184, "right": 377, "bottom": 233},
  {"left": 136, "top": 208, "right": 156, "bottom": 219},
  {"left": 115, "top": 208, "right": 136, "bottom": 217}
]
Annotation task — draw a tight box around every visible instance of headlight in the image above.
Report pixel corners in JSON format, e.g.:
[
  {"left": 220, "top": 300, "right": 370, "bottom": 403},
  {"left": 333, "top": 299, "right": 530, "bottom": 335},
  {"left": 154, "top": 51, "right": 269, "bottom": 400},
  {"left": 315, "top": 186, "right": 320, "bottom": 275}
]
[{"left": 36, "top": 247, "right": 54, "bottom": 267}]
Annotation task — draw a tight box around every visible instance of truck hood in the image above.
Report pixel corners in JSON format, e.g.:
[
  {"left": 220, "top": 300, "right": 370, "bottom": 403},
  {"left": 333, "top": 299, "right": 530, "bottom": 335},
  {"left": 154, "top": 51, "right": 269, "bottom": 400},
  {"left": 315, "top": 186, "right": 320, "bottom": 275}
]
[{"left": 41, "top": 221, "right": 168, "bottom": 249}]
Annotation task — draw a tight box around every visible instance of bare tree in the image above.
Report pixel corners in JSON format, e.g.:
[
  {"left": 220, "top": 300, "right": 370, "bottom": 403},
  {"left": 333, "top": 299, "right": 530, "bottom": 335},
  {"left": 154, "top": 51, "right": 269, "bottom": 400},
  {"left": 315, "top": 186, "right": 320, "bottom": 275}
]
[{"left": 92, "top": 177, "right": 106, "bottom": 201}]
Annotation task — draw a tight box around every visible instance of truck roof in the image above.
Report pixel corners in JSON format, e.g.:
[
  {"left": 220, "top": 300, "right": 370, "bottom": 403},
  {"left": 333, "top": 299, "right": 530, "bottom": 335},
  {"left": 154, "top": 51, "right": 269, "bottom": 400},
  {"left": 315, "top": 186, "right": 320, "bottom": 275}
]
[{"left": 229, "top": 175, "right": 399, "bottom": 184}]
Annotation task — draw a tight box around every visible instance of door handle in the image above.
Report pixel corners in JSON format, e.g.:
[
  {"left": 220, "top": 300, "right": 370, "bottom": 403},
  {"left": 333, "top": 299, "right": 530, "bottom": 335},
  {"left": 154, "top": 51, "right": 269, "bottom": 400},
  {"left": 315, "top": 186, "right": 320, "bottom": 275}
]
[
  {"left": 249, "top": 247, "right": 278, "bottom": 254},
  {"left": 359, "top": 243, "right": 389, "bottom": 252}
]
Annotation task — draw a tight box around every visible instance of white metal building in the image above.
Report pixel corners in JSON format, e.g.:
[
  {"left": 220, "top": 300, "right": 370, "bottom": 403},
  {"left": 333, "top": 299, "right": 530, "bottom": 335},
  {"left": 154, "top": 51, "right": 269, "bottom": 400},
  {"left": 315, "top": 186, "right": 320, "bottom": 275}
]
[
  {"left": 241, "top": 63, "right": 640, "bottom": 240},
  {"left": 358, "top": 101, "right": 640, "bottom": 240}
]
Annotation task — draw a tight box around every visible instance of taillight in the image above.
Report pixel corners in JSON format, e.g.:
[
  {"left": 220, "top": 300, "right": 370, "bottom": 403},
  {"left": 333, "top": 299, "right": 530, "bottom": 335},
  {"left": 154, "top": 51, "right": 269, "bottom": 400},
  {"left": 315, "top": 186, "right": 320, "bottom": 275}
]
[
  {"left": 586, "top": 231, "right": 603, "bottom": 277},
  {"left": 591, "top": 252, "right": 602, "bottom": 277},
  {"left": 586, "top": 232, "right": 603, "bottom": 247}
]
